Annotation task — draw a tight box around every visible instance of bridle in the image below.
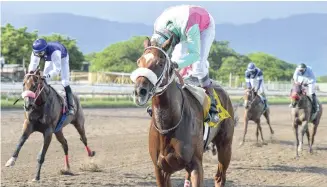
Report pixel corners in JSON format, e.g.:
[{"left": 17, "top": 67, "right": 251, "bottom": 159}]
[
  {"left": 22, "top": 73, "right": 47, "bottom": 110},
  {"left": 131, "top": 46, "right": 184, "bottom": 134}
]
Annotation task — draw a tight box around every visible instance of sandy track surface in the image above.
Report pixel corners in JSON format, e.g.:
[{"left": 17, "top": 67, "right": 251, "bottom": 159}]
[{"left": 1, "top": 105, "right": 326, "bottom": 187}]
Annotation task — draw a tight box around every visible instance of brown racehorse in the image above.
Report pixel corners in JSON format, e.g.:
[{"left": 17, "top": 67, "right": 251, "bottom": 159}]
[
  {"left": 5, "top": 69, "right": 95, "bottom": 181},
  {"left": 131, "top": 36, "right": 235, "bottom": 187},
  {"left": 240, "top": 88, "right": 274, "bottom": 146},
  {"left": 290, "top": 82, "right": 323, "bottom": 158}
]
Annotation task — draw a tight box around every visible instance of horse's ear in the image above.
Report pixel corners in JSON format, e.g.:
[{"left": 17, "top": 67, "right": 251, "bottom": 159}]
[
  {"left": 161, "top": 36, "right": 173, "bottom": 52},
  {"left": 144, "top": 37, "right": 151, "bottom": 49}
]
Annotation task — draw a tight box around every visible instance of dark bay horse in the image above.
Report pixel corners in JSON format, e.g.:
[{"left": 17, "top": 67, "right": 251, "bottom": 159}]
[
  {"left": 290, "top": 82, "right": 323, "bottom": 158},
  {"left": 240, "top": 88, "right": 274, "bottom": 146},
  {"left": 131, "top": 36, "right": 235, "bottom": 187},
  {"left": 5, "top": 69, "right": 95, "bottom": 181}
]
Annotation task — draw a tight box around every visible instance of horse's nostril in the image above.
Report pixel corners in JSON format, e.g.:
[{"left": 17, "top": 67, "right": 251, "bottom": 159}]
[{"left": 139, "top": 88, "right": 147, "bottom": 96}]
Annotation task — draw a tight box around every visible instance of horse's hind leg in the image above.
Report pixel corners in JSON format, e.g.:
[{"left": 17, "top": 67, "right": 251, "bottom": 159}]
[
  {"left": 309, "top": 123, "right": 318, "bottom": 154},
  {"left": 5, "top": 120, "right": 33, "bottom": 167},
  {"left": 263, "top": 109, "right": 274, "bottom": 136},
  {"left": 256, "top": 119, "right": 266, "bottom": 145},
  {"left": 71, "top": 118, "right": 95, "bottom": 157},
  {"left": 214, "top": 122, "right": 233, "bottom": 187},
  {"left": 55, "top": 131, "right": 71, "bottom": 173},
  {"left": 33, "top": 128, "right": 53, "bottom": 181}
]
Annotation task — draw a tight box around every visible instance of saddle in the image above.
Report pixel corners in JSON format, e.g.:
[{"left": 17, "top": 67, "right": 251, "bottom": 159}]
[
  {"left": 51, "top": 87, "right": 70, "bottom": 132},
  {"left": 181, "top": 83, "right": 231, "bottom": 149}
]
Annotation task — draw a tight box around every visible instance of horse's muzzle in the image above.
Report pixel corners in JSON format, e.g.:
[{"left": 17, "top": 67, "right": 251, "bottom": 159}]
[{"left": 24, "top": 97, "right": 35, "bottom": 111}]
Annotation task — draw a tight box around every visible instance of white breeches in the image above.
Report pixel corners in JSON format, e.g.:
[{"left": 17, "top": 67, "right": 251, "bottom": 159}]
[
  {"left": 43, "top": 54, "right": 70, "bottom": 87},
  {"left": 173, "top": 14, "right": 215, "bottom": 87}
]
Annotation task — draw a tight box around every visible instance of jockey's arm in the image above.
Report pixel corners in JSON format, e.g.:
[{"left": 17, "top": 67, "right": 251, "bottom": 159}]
[
  {"left": 256, "top": 70, "right": 263, "bottom": 91},
  {"left": 28, "top": 52, "right": 40, "bottom": 72},
  {"left": 307, "top": 68, "right": 316, "bottom": 84},
  {"left": 175, "top": 24, "right": 200, "bottom": 69},
  {"left": 46, "top": 50, "right": 62, "bottom": 78},
  {"left": 293, "top": 69, "right": 300, "bottom": 84},
  {"left": 245, "top": 71, "right": 252, "bottom": 89}
]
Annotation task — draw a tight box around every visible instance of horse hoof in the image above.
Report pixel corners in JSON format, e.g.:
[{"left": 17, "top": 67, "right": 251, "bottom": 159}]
[
  {"left": 32, "top": 178, "right": 40, "bottom": 182},
  {"left": 5, "top": 157, "right": 16, "bottom": 167},
  {"left": 89, "top": 151, "right": 96, "bottom": 157},
  {"left": 60, "top": 169, "right": 74, "bottom": 175},
  {"left": 262, "top": 142, "right": 268, "bottom": 145}
]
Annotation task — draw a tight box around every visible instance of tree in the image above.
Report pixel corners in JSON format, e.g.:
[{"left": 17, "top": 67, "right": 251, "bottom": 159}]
[
  {"left": 88, "top": 36, "right": 145, "bottom": 72},
  {"left": 1, "top": 24, "right": 37, "bottom": 66},
  {"left": 248, "top": 52, "right": 296, "bottom": 81}
]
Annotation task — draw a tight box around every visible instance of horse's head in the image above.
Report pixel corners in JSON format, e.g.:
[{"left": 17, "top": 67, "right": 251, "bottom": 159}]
[
  {"left": 243, "top": 88, "right": 256, "bottom": 109},
  {"left": 22, "top": 68, "right": 46, "bottom": 111},
  {"left": 290, "top": 82, "right": 306, "bottom": 104},
  {"left": 130, "top": 36, "right": 177, "bottom": 106}
]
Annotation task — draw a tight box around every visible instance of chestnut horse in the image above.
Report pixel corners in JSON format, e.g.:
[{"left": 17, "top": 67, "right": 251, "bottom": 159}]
[{"left": 131, "top": 36, "right": 235, "bottom": 187}]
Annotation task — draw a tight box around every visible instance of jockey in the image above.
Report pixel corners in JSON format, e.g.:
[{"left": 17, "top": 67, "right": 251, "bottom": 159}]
[
  {"left": 148, "top": 5, "right": 219, "bottom": 123},
  {"left": 28, "top": 38, "right": 74, "bottom": 115},
  {"left": 292, "top": 63, "right": 318, "bottom": 115},
  {"left": 245, "top": 62, "right": 268, "bottom": 109}
]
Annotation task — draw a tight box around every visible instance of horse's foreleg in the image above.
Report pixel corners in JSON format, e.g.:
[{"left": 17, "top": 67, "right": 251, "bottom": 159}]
[
  {"left": 72, "top": 120, "right": 95, "bottom": 157},
  {"left": 240, "top": 118, "right": 249, "bottom": 146},
  {"left": 263, "top": 110, "right": 274, "bottom": 135},
  {"left": 293, "top": 123, "right": 299, "bottom": 158},
  {"left": 154, "top": 166, "right": 165, "bottom": 187},
  {"left": 5, "top": 120, "right": 33, "bottom": 167},
  {"left": 33, "top": 128, "right": 53, "bottom": 181},
  {"left": 187, "top": 156, "right": 203, "bottom": 187},
  {"left": 55, "top": 131, "right": 71, "bottom": 173},
  {"left": 299, "top": 121, "right": 308, "bottom": 153}
]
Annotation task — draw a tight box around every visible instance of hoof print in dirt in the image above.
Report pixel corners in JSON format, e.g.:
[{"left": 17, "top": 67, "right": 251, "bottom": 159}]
[{"left": 79, "top": 163, "right": 102, "bottom": 172}]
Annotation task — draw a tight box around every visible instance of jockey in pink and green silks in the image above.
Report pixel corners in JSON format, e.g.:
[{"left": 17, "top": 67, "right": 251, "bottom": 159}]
[{"left": 149, "top": 5, "right": 219, "bottom": 123}]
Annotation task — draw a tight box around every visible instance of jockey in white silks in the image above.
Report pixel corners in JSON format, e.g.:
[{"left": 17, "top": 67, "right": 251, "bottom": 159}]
[
  {"left": 245, "top": 62, "right": 268, "bottom": 109},
  {"left": 291, "top": 63, "right": 319, "bottom": 115},
  {"left": 28, "top": 38, "right": 74, "bottom": 115},
  {"left": 148, "top": 5, "right": 219, "bottom": 123}
]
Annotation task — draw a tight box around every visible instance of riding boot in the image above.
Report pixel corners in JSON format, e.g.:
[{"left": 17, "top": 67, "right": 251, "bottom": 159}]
[
  {"left": 146, "top": 105, "right": 152, "bottom": 117},
  {"left": 64, "top": 86, "right": 75, "bottom": 115},
  {"left": 203, "top": 84, "right": 219, "bottom": 123},
  {"left": 311, "top": 93, "right": 318, "bottom": 114}
]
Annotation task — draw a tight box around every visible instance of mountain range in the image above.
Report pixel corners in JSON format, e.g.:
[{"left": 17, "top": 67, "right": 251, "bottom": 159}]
[{"left": 2, "top": 12, "right": 326, "bottom": 75}]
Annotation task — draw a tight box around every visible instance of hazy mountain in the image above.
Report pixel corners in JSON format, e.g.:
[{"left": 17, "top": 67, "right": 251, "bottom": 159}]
[{"left": 2, "top": 13, "right": 326, "bottom": 75}]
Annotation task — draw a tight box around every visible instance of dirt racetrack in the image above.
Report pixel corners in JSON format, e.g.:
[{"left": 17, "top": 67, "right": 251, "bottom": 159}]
[{"left": 1, "top": 105, "right": 327, "bottom": 187}]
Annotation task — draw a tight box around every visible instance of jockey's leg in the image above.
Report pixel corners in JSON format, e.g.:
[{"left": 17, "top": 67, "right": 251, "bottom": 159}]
[
  {"left": 197, "top": 16, "right": 218, "bottom": 123},
  {"left": 202, "top": 80, "right": 219, "bottom": 123},
  {"left": 311, "top": 93, "right": 318, "bottom": 114},
  {"left": 61, "top": 54, "right": 74, "bottom": 115},
  {"left": 309, "top": 83, "right": 318, "bottom": 114}
]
